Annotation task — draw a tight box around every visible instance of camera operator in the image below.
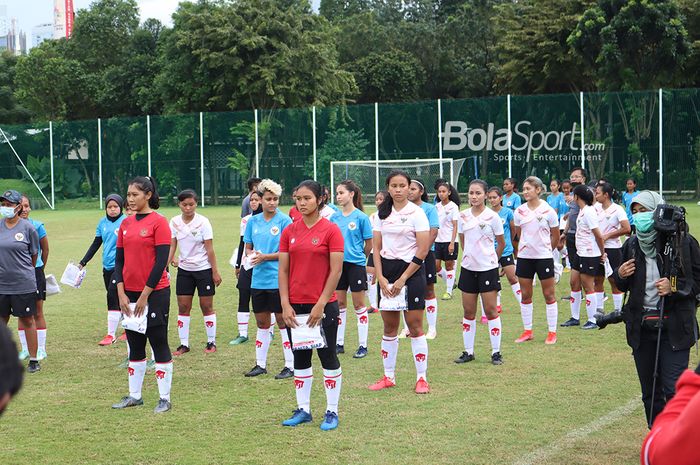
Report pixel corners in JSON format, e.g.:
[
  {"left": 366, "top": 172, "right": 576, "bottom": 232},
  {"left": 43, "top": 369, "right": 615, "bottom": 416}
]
[{"left": 613, "top": 191, "right": 700, "bottom": 427}]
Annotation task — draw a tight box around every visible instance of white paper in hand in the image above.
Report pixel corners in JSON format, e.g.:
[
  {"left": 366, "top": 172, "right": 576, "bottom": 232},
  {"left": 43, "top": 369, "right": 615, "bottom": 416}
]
[
  {"left": 243, "top": 251, "right": 258, "bottom": 271},
  {"left": 229, "top": 247, "right": 239, "bottom": 268},
  {"left": 290, "top": 314, "right": 326, "bottom": 351},
  {"left": 45, "top": 274, "right": 61, "bottom": 296},
  {"left": 379, "top": 284, "right": 408, "bottom": 311},
  {"left": 121, "top": 303, "right": 148, "bottom": 334},
  {"left": 60, "top": 261, "right": 87, "bottom": 288},
  {"left": 604, "top": 257, "right": 613, "bottom": 278}
]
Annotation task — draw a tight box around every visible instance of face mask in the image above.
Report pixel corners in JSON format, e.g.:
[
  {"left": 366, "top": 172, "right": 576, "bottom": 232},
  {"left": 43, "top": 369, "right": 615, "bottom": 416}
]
[
  {"left": 0, "top": 206, "right": 17, "bottom": 218},
  {"left": 633, "top": 211, "right": 655, "bottom": 233}
]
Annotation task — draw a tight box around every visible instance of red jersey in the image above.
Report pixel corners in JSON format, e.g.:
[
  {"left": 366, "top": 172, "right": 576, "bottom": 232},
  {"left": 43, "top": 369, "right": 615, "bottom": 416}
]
[
  {"left": 279, "top": 217, "right": 344, "bottom": 304},
  {"left": 289, "top": 206, "right": 303, "bottom": 223},
  {"left": 117, "top": 213, "right": 171, "bottom": 292}
]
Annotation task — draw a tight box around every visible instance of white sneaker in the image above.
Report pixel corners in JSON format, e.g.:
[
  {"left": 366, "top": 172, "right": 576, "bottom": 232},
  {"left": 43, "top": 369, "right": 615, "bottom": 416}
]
[{"left": 426, "top": 329, "right": 437, "bottom": 340}]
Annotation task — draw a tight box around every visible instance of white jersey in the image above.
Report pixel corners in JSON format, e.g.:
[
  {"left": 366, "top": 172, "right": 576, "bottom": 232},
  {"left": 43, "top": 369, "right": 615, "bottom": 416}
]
[
  {"left": 436, "top": 201, "right": 460, "bottom": 243},
  {"left": 597, "top": 203, "right": 627, "bottom": 249},
  {"left": 576, "top": 205, "right": 601, "bottom": 257},
  {"left": 368, "top": 211, "right": 378, "bottom": 255},
  {"left": 240, "top": 213, "right": 252, "bottom": 238},
  {"left": 373, "top": 202, "right": 429, "bottom": 263},
  {"left": 513, "top": 201, "right": 559, "bottom": 259},
  {"left": 458, "top": 207, "right": 504, "bottom": 272},
  {"left": 320, "top": 204, "right": 336, "bottom": 220},
  {"left": 170, "top": 213, "right": 214, "bottom": 271}
]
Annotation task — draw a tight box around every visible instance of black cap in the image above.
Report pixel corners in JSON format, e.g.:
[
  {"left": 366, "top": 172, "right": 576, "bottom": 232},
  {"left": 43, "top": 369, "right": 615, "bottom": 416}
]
[{"left": 0, "top": 190, "right": 22, "bottom": 204}]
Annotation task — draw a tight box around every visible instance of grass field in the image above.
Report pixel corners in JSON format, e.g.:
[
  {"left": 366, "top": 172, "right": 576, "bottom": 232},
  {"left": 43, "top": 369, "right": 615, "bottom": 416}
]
[{"left": 1, "top": 202, "right": 698, "bottom": 465}]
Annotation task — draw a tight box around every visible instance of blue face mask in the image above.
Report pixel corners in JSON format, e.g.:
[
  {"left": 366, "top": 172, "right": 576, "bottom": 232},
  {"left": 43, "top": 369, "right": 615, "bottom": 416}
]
[
  {"left": 0, "top": 206, "right": 17, "bottom": 219},
  {"left": 633, "top": 211, "right": 654, "bottom": 233}
]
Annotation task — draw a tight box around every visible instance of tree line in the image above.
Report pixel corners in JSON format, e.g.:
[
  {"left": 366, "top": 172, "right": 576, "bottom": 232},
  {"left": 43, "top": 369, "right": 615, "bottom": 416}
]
[{"left": 1, "top": 0, "right": 699, "bottom": 125}]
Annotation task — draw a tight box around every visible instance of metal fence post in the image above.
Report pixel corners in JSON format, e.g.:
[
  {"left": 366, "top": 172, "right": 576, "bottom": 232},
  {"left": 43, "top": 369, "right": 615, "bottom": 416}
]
[
  {"left": 580, "top": 91, "right": 585, "bottom": 169},
  {"left": 507, "top": 94, "right": 512, "bottom": 178},
  {"left": 49, "top": 121, "right": 55, "bottom": 210},
  {"left": 254, "top": 109, "right": 260, "bottom": 178},
  {"left": 437, "top": 98, "right": 443, "bottom": 178},
  {"left": 98, "top": 118, "right": 103, "bottom": 209},
  {"left": 375, "top": 102, "right": 379, "bottom": 194},
  {"left": 200, "top": 112, "right": 205, "bottom": 207},
  {"left": 147, "top": 115, "right": 152, "bottom": 177},
  {"left": 659, "top": 88, "right": 663, "bottom": 196},
  {"left": 312, "top": 106, "right": 317, "bottom": 181}
]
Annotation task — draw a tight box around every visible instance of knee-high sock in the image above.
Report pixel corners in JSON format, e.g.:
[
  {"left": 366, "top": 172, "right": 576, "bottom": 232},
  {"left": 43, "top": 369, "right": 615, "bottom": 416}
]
[
  {"left": 570, "top": 290, "right": 582, "bottom": 320},
  {"left": 367, "top": 273, "right": 377, "bottom": 309},
  {"left": 411, "top": 335, "right": 428, "bottom": 381},
  {"left": 462, "top": 318, "right": 476, "bottom": 354},
  {"left": 177, "top": 315, "right": 190, "bottom": 347},
  {"left": 323, "top": 368, "right": 342, "bottom": 414},
  {"left": 37, "top": 328, "right": 46, "bottom": 352},
  {"left": 425, "top": 298, "right": 438, "bottom": 330},
  {"left": 294, "top": 367, "right": 313, "bottom": 413},
  {"left": 355, "top": 307, "right": 369, "bottom": 347},
  {"left": 381, "top": 336, "right": 399, "bottom": 380},
  {"left": 488, "top": 316, "right": 502, "bottom": 353},
  {"left": 18, "top": 329, "right": 27, "bottom": 352},
  {"left": 203, "top": 314, "right": 216, "bottom": 343},
  {"left": 596, "top": 292, "right": 605, "bottom": 313},
  {"left": 280, "top": 329, "right": 294, "bottom": 369},
  {"left": 445, "top": 270, "right": 456, "bottom": 295},
  {"left": 438, "top": 268, "right": 447, "bottom": 281},
  {"left": 237, "top": 311, "right": 250, "bottom": 338},
  {"left": 269, "top": 314, "right": 276, "bottom": 338},
  {"left": 337, "top": 307, "right": 347, "bottom": 346},
  {"left": 546, "top": 301, "right": 558, "bottom": 331},
  {"left": 107, "top": 310, "right": 121, "bottom": 338},
  {"left": 155, "top": 361, "right": 173, "bottom": 401},
  {"left": 585, "top": 294, "right": 597, "bottom": 323},
  {"left": 612, "top": 292, "right": 623, "bottom": 311},
  {"left": 511, "top": 282, "right": 522, "bottom": 304},
  {"left": 255, "top": 328, "right": 271, "bottom": 368},
  {"left": 496, "top": 291, "right": 501, "bottom": 311},
  {"left": 520, "top": 301, "right": 533, "bottom": 330},
  {"left": 128, "top": 359, "right": 147, "bottom": 400}
]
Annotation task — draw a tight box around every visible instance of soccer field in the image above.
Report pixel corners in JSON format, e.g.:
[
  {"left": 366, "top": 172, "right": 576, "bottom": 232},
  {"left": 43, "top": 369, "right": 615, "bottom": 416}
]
[{"left": 1, "top": 203, "right": 698, "bottom": 465}]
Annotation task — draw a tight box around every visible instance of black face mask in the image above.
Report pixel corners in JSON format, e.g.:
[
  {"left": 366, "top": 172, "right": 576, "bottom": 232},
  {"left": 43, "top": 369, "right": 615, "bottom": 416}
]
[{"left": 570, "top": 182, "right": 582, "bottom": 187}]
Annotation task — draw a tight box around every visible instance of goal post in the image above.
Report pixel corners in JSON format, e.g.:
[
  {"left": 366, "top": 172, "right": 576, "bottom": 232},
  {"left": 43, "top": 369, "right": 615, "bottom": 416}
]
[{"left": 330, "top": 158, "right": 466, "bottom": 202}]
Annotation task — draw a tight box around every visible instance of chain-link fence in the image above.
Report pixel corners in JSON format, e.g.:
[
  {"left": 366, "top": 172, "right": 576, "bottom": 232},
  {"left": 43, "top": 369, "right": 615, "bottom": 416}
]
[{"left": 1, "top": 88, "right": 698, "bottom": 209}]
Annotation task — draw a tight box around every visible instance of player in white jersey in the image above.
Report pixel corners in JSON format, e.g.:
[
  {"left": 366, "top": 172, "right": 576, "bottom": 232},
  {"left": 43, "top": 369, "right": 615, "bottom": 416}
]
[
  {"left": 595, "top": 182, "right": 630, "bottom": 314},
  {"left": 167, "top": 190, "right": 222, "bottom": 355},
  {"left": 366, "top": 191, "right": 386, "bottom": 314},
  {"left": 513, "top": 176, "right": 560, "bottom": 345},
  {"left": 455, "top": 180, "right": 506, "bottom": 365},
  {"left": 368, "top": 170, "right": 431, "bottom": 394},
  {"left": 573, "top": 184, "right": 607, "bottom": 329},
  {"left": 434, "top": 182, "right": 461, "bottom": 300}
]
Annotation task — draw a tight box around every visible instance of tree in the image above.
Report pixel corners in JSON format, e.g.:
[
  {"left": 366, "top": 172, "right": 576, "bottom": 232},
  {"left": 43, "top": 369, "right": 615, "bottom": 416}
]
[
  {"left": 0, "top": 52, "right": 32, "bottom": 124},
  {"left": 568, "top": 0, "right": 690, "bottom": 91},
  {"left": 307, "top": 128, "right": 371, "bottom": 187},
  {"left": 349, "top": 51, "right": 425, "bottom": 103}
]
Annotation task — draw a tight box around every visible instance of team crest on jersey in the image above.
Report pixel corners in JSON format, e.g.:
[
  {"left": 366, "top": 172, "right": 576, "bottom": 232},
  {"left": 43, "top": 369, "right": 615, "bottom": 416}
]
[
  {"left": 501, "top": 217, "right": 506, "bottom": 224},
  {"left": 114, "top": 229, "right": 119, "bottom": 235},
  {"left": 140, "top": 228, "right": 148, "bottom": 237},
  {"left": 270, "top": 226, "right": 280, "bottom": 236},
  {"left": 400, "top": 217, "right": 407, "bottom": 223},
  {"left": 479, "top": 223, "right": 486, "bottom": 229},
  {"left": 348, "top": 221, "right": 357, "bottom": 230},
  {"left": 311, "top": 237, "right": 319, "bottom": 245},
  {"left": 537, "top": 216, "right": 543, "bottom": 222},
  {"left": 14, "top": 232, "right": 24, "bottom": 241}
]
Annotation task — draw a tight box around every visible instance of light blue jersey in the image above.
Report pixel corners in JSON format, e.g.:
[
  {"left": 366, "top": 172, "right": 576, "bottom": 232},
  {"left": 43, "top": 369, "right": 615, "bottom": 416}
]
[
  {"left": 503, "top": 192, "right": 521, "bottom": 211},
  {"left": 420, "top": 202, "right": 439, "bottom": 252},
  {"left": 243, "top": 210, "right": 293, "bottom": 289},
  {"left": 30, "top": 219, "right": 47, "bottom": 268},
  {"left": 331, "top": 209, "right": 373, "bottom": 265},
  {"left": 96, "top": 215, "right": 125, "bottom": 270},
  {"left": 547, "top": 193, "right": 565, "bottom": 219},
  {"left": 497, "top": 207, "right": 514, "bottom": 258},
  {"left": 622, "top": 190, "right": 639, "bottom": 225}
]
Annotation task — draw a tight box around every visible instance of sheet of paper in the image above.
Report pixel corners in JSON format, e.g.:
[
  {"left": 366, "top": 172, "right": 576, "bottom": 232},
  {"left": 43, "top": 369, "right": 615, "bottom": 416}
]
[
  {"left": 121, "top": 303, "right": 148, "bottom": 334},
  {"left": 379, "top": 284, "right": 408, "bottom": 311},
  {"left": 290, "top": 314, "right": 327, "bottom": 351}
]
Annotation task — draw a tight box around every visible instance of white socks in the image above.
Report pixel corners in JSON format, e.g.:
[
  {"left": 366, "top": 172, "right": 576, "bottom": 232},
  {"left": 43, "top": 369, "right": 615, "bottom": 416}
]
[
  {"left": 438, "top": 268, "right": 447, "bottom": 281},
  {"left": 488, "top": 317, "right": 502, "bottom": 354},
  {"left": 510, "top": 282, "right": 522, "bottom": 303},
  {"left": 337, "top": 308, "right": 347, "bottom": 346},
  {"left": 203, "top": 314, "right": 216, "bottom": 343},
  {"left": 570, "top": 290, "right": 582, "bottom": 320},
  {"left": 18, "top": 329, "right": 27, "bottom": 352},
  {"left": 612, "top": 292, "right": 623, "bottom": 311},
  {"left": 445, "top": 271, "right": 456, "bottom": 295},
  {"left": 546, "top": 301, "right": 558, "bottom": 332},
  {"left": 108, "top": 310, "right": 121, "bottom": 338},
  {"left": 585, "top": 294, "right": 597, "bottom": 323},
  {"left": 237, "top": 311, "right": 250, "bottom": 338},
  {"left": 425, "top": 298, "right": 438, "bottom": 331},
  {"left": 128, "top": 359, "right": 147, "bottom": 400},
  {"left": 177, "top": 315, "right": 191, "bottom": 347},
  {"left": 367, "top": 273, "right": 377, "bottom": 309},
  {"left": 294, "top": 367, "right": 313, "bottom": 413},
  {"left": 37, "top": 328, "right": 47, "bottom": 353},
  {"left": 255, "top": 328, "right": 271, "bottom": 368},
  {"left": 269, "top": 313, "right": 277, "bottom": 338},
  {"left": 381, "top": 336, "right": 399, "bottom": 380},
  {"left": 410, "top": 335, "right": 428, "bottom": 381},
  {"left": 520, "top": 301, "right": 534, "bottom": 330},
  {"left": 323, "top": 368, "right": 342, "bottom": 414},
  {"left": 155, "top": 361, "right": 173, "bottom": 401},
  {"left": 280, "top": 329, "right": 294, "bottom": 369},
  {"left": 462, "top": 318, "right": 476, "bottom": 354},
  {"left": 356, "top": 307, "right": 369, "bottom": 347}
]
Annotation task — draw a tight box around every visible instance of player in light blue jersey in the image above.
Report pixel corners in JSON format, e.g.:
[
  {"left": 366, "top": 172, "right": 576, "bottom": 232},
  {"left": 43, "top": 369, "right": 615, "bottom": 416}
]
[
  {"left": 332, "top": 180, "right": 373, "bottom": 358},
  {"left": 488, "top": 187, "right": 522, "bottom": 313}
]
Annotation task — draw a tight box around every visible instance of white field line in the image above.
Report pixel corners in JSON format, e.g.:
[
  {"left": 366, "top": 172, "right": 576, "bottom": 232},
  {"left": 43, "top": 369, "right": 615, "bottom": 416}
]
[{"left": 513, "top": 397, "right": 641, "bottom": 465}]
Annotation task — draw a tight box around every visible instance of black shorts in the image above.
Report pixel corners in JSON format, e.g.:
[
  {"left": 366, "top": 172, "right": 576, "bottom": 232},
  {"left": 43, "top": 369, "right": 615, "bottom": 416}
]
[
  {"left": 605, "top": 247, "right": 623, "bottom": 271},
  {"left": 125, "top": 287, "right": 171, "bottom": 328},
  {"left": 516, "top": 258, "right": 556, "bottom": 280},
  {"left": 434, "top": 242, "right": 459, "bottom": 261},
  {"left": 236, "top": 266, "right": 252, "bottom": 291},
  {"left": 367, "top": 253, "right": 374, "bottom": 268},
  {"left": 337, "top": 262, "right": 368, "bottom": 293},
  {"left": 566, "top": 234, "right": 580, "bottom": 270},
  {"left": 176, "top": 268, "right": 215, "bottom": 297},
  {"left": 424, "top": 250, "right": 437, "bottom": 284},
  {"left": 0, "top": 293, "right": 37, "bottom": 318},
  {"left": 103, "top": 269, "right": 119, "bottom": 310},
  {"left": 378, "top": 258, "right": 426, "bottom": 311},
  {"left": 291, "top": 301, "right": 340, "bottom": 322},
  {"left": 35, "top": 267, "right": 46, "bottom": 301},
  {"left": 251, "top": 289, "right": 282, "bottom": 314},
  {"left": 458, "top": 267, "right": 501, "bottom": 294},
  {"left": 499, "top": 255, "right": 515, "bottom": 268},
  {"left": 578, "top": 256, "right": 604, "bottom": 276}
]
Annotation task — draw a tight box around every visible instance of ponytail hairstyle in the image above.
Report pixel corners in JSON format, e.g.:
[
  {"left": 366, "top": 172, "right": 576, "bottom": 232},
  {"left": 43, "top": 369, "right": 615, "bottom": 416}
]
[
  {"left": 411, "top": 178, "right": 429, "bottom": 203},
  {"left": 378, "top": 170, "right": 411, "bottom": 220},
  {"left": 339, "top": 180, "right": 364, "bottom": 211},
  {"left": 573, "top": 184, "right": 594, "bottom": 206},
  {"left": 177, "top": 189, "right": 198, "bottom": 203},
  {"left": 504, "top": 177, "right": 518, "bottom": 190},
  {"left": 437, "top": 182, "right": 461, "bottom": 206},
  {"left": 597, "top": 181, "right": 618, "bottom": 203},
  {"left": 129, "top": 176, "right": 160, "bottom": 209},
  {"left": 295, "top": 180, "right": 325, "bottom": 214},
  {"left": 523, "top": 176, "right": 545, "bottom": 196}
]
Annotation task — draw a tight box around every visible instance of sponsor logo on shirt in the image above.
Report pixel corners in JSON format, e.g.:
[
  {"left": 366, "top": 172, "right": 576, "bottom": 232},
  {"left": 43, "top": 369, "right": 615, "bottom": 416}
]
[
  {"left": 270, "top": 226, "right": 280, "bottom": 236},
  {"left": 14, "top": 232, "right": 24, "bottom": 241},
  {"left": 348, "top": 221, "right": 357, "bottom": 230}
]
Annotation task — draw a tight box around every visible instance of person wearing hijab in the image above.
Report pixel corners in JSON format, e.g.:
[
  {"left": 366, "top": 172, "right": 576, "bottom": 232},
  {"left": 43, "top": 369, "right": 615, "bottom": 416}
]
[
  {"left": 79, "top": 194, "right": 127, "bottom": 345},
  {"left": 614, "top": 190, "right": 700, "bottom": 427}
]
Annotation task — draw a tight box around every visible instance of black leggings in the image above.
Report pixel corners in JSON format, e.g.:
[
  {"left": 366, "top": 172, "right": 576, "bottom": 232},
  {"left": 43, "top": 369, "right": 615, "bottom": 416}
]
[
  {"left": 287, "top": 303, "right": 340, "bottom": 371},
  {"left": 126, "top": 325, "right": 171, "bottom": 363},
  {"left": 237, "top": 267, "right": 252, "bottom": 313}
]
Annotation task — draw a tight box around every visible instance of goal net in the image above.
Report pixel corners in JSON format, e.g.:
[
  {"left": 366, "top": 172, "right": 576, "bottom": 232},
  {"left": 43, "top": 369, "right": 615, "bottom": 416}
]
[{"left": 330, "top": 158, "right": 466, "bottom": 200}]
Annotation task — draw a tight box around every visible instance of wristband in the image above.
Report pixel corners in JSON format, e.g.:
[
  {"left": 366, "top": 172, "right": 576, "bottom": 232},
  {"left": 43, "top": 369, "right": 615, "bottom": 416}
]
[{"left": 411, "top": 256, "right": 424, "bottom": 266}]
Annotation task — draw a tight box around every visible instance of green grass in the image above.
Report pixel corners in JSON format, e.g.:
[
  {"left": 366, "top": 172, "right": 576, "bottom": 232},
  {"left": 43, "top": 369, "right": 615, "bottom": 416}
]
[{"left": 1, "top": 203, "right": 699, "bottom": 465}]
